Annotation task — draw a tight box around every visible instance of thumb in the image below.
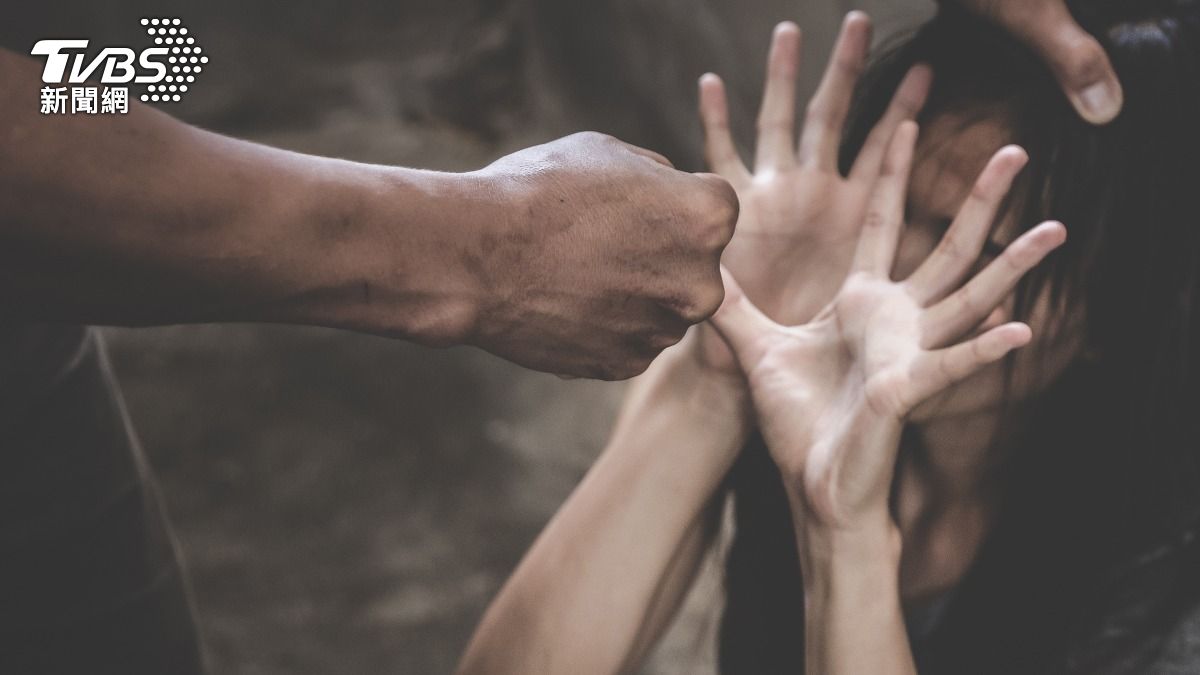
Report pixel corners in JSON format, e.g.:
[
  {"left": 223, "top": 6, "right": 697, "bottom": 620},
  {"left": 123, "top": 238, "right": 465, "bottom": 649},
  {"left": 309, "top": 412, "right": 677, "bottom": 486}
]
[
  {"left": 1009, "top": 0, "right": 1124, "bottom": 124},
  {"left": 708, "top": 267, "right": 780, "bottom": 371}
]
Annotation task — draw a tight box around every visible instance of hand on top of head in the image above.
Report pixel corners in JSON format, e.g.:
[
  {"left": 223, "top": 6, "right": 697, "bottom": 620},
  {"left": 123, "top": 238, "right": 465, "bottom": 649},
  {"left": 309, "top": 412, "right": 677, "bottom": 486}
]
[{"left": 942, "top": 0, "right": 1124, "bottom": 124}]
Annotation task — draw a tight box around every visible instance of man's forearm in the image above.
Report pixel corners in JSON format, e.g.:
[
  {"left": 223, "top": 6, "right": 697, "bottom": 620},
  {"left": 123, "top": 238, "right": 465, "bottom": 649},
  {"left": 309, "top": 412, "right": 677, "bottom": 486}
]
[
  {"left": 1, "top": 45, "right": 740, "bottom": 378},
  {"left": 0, "top": 48, "right": 490, "bottom": 343}
]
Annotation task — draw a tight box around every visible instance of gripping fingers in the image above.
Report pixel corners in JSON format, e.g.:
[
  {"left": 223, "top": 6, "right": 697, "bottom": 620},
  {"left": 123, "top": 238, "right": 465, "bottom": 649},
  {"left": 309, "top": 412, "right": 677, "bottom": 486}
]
[
  {"left": 908, "top": 322, "right": 1032, "bottom": 404},
  {"left": 699, "top": 73, "right": 751, "bottom": 185},
  {"left": 922, "top": 220, "right": 1067, "bottom": 348},
  {"left": 754, "top": 22, "right": 802, "bottom": 172},
  {"left": 850, "top": 120, "right": 918, "bottom": 276},
  {"left": 798, "top": 11, "right": 873, "bottom": 171},
  {"left": 848, "top": 64, "right": 932, "bottom": 184},
  {"left": 905, "top": 145, "right": 1029, "bottom": 304}
]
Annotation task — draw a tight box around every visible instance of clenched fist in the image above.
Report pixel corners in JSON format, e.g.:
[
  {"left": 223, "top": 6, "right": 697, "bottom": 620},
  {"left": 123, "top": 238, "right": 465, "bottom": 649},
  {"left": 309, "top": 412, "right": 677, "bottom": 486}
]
[
  {"left": 1, "top": 50, "right": 733, "bottom": 382},
  {"left": 467, "top": 132, "right": 738, "bottom": 379}
]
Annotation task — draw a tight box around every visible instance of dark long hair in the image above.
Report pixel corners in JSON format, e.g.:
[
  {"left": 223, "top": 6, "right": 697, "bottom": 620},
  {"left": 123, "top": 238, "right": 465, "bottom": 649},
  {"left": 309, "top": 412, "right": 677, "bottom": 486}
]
[{"left": 718, "top": 2, "right": 1200, "bottom": 673}]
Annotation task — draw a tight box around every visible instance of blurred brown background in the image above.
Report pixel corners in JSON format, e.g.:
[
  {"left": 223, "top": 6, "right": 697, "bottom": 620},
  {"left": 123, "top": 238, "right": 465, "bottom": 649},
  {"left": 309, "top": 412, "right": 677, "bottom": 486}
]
[{"left": 4, "top": 0, "right": 927, "bottom": 672}]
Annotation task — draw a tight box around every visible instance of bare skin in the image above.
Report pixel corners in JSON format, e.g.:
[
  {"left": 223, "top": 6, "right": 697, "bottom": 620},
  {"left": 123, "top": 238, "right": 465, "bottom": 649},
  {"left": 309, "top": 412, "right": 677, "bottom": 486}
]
[
  {"left": 0, "top": 49, "right": 737, "bottom": 380},
  {"left": 459, "top": 15, "right": 1080, "bottom": 674},
  {"left": 457, "top": 16, "right": 935, "bottom": 675},
  {"left": 945, "top": 0, "right": 1123, "bottom": 124},
  {"left": 710, "top": 120, "right": 1066, "bottom": 673},
  {"left": 0, "top": 0, "right": 1117, "bottom": 382}
]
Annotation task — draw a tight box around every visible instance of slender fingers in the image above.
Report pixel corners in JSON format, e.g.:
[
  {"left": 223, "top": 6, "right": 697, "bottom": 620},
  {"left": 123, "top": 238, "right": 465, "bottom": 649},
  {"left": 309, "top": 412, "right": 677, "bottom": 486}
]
[
  {"left": 754, "top": 22, "right": 802, "bottom": 172},
  {"left": 907, "top": 322, "right": 1032, "bottom": 405},
  {"left": 708, "top": 267, "right": 779, "bottom": 371},
  {"left": 904, "top": 145, "right": 1029, "bottom": 304},
  {"left": 847, "top": 64, "right": 933, "bottom": 184},
  {"left": 921, "top": 220, "right": 1067, "bottom": 348},
  {"left": 699, "top": 73, "right": 751, "bottom": 185},
  {"left": 797, "top": 11, "right": 873, "bottom": 171},
  {"left": 849, "top": 120, "right": 919, "bottom": 276}
]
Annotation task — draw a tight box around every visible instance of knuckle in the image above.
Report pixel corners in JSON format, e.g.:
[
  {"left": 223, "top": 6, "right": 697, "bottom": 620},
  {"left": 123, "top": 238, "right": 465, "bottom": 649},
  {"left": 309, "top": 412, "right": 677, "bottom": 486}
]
[
  {"left": 1003, "top": 245, "right": 1031, "bottom": 272},
  {"left": 804, "top": 102, "right": 830, "bottom": 129},
  {"left": 671, "top": 290, "right": 719, "bottom": 324},
  {"left": 969, "top": 178, "right": 999, "bottom": 204},
  {"left": 705, "top": 114, "right": 732, "bottom": 133},
  {"left": 694, "top": 282, "right": 727, "bottom": 319},
  {"left": 648, "top": 330, "right": 685, "bottom": 352},
  {"left": 833, "top": 53, "right": 865, "bottom": 79},
  {"left": 956, "top": 283, "right": 979, "bottom": 313},
  {"left": 1058, "top": 35, "right": 1111, "bottom": 86},
  {"left": 600, "top": 360, "right": 640, "bottom": 381},
  {"left": 756, "top": 110, "right": 793, "bottom": 133},
  {"left": 688, "top": 176, "right": 739, "bottom": 248},
  {"left": 882, "top": 148, "right": 907, "bottom": 174},
  {"left": 676, "top": 302, "right": 710, "bottom": 324},
  {"left": 938, "top": 351, "right": 961, "bottom": 382},
  {"left": 936, "top": 231, "right": 969, "bottom": 261},
  {"left": 861, "top": 209, "right": 888, "bottom": 231},
  {"left": 575, "top": 130, "right": 612, "bottom": 145},
  {"left": 707, "top": 182, "right": 740, "bottom": 238},
  {"left": 1001, "top": 232, "right": 1045, "bottom": 271}
]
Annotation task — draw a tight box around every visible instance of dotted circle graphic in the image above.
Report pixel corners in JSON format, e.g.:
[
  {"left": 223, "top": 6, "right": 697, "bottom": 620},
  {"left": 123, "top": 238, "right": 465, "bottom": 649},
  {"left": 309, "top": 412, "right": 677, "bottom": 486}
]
[{"left": 140, "top": 18, "right": 206, "bottom": 105}]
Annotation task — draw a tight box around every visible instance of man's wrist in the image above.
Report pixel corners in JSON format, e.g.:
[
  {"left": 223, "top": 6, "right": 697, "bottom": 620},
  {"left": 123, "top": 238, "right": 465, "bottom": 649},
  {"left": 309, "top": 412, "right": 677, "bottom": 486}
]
[{"left": 287, "top": 162, "right": 495, "bottom": 346}]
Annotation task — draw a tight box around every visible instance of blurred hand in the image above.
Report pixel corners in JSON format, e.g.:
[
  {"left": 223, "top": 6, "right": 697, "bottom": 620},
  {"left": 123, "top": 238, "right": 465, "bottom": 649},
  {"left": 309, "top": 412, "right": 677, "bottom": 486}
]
[
  {"left": 945, "top": 0, "right": 1123, "bottom": 124},
  {"left": 472, "top": 132, "right": 738, "bottom": 380},
  {"left": 684, "top": 14, "right": 931, "bottom": 374},
  {"left": 710, "top": 123, "right": 1066, "bottom": 531}
]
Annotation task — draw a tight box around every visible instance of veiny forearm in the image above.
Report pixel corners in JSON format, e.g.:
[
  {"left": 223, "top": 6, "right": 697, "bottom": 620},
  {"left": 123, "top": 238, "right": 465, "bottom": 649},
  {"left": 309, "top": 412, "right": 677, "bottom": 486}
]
[
  {"left": 0, "top": 48, "right": 486, "bottom": 340},
  {"left": 788, "top": 412, "right": 916, "bottom": 675},
  {"left": 457, "top": 349, "right": 749, "bottom": 675},
  {"left": 799, "top": 523, "right": 914, "bottom": 675}
]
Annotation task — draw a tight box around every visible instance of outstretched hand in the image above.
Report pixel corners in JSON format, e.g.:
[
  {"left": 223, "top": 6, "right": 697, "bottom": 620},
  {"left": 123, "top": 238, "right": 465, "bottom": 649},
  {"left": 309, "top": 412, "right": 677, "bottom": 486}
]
[
  {"left": 687, "top": 13, "right": 931, "bottom": 374},
  {"left": 709, "top": 121, "right": 1067, "bottom": 531}
]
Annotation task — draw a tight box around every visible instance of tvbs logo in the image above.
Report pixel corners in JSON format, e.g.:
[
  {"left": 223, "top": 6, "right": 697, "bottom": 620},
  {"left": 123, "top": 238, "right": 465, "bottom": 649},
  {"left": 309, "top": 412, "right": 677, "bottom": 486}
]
[{"left": 32, "top": 17, "right": 207, "bottom": 114}]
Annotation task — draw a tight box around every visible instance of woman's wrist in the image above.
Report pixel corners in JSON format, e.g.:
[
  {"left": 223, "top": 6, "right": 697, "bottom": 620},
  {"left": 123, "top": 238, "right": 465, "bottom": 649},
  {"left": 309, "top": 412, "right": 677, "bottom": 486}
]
[
  {"left": 611, "top": 341, "right": 752, "bottom": 451},
  {"left": 799, "top": 522, "right": 913, "bottom": 675},
  {"left": 649, "top": 340, "right": 751, "bottom": 420},
  {"left": 798, "top": 514, "right": 901, "bottom": 583}
]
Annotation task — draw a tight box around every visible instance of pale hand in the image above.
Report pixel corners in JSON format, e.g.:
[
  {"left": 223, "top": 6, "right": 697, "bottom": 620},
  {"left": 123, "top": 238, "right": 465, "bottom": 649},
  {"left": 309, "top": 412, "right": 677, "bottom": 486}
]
[
  {"left": 689, "top": 13, "right": 931, "bottom": 374},
  {"left": 711, "top": 121, "right": 1067, "bottom": 531}
]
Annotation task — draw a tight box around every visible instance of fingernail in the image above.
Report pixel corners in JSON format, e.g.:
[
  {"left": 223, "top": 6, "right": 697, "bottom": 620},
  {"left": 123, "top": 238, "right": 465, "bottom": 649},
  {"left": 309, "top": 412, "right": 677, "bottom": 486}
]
[{"left": 1075, "top": 80, "right": 1122, "bottom": 124}]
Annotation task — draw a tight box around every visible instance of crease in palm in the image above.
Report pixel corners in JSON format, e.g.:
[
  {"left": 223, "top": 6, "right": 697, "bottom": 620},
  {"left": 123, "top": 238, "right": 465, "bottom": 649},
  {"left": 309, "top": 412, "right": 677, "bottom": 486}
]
[{"left": 696, "top": 14, "right": 1067, "bottom": 529}]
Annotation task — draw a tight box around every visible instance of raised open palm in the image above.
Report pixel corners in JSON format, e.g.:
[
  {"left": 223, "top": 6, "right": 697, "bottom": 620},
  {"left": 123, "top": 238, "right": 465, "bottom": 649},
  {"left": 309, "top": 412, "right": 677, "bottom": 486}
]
[
  {"left": 690, "top": 13, "right": 931, "bottom": 374},
  {"left": 711, "top": 121, "right": 1067, "bottom": 529}
]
